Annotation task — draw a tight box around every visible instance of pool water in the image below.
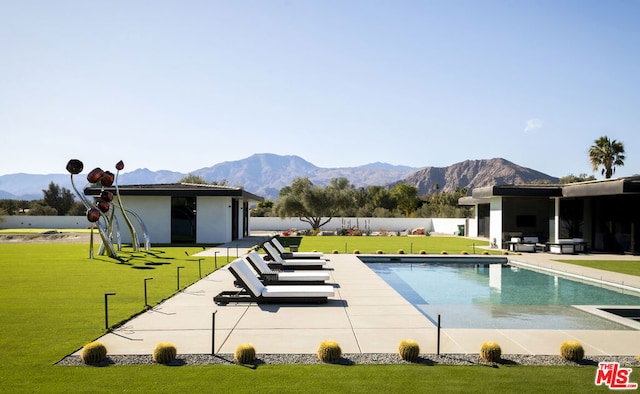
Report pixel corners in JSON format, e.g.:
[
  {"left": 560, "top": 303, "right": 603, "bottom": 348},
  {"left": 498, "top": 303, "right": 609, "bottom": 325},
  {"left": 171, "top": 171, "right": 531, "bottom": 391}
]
[{"left": 363, "top": 259, "right": 640, "bottom": 330}]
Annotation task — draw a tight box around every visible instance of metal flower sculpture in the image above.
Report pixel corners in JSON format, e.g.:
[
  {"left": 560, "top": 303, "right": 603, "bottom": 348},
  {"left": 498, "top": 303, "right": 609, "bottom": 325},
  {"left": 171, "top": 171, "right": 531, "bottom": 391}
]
[
  {"left": 66, "top": 159, "right": 118, "bottom": 259},
  {"left": 66, "top": 159, "right": 153, "bottom": 258}
]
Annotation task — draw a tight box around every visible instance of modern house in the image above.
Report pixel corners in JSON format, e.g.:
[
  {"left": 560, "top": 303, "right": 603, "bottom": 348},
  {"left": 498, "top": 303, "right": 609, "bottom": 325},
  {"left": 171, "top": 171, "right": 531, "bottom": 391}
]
[
  {"left": 84, "top": 183, "right": 263, "bottom": 245},
  {"left": 459, "top": 176, "right": 640, "bottom": 254}
]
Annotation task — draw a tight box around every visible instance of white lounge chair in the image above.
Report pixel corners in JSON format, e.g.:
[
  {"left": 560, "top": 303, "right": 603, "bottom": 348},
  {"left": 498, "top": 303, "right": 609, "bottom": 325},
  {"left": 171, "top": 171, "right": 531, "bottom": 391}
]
[
  {"left": 270, "top": 237, "right": 325, "bottom": 259},
  {"left": 262, "top": 242, "right": 328, "bottom": 270},
  {"left": 244, "top": 251, "right": 330, "bottom": 285},
  {"left": 213, "top": 259, "right": 334, "bottom": 304}
]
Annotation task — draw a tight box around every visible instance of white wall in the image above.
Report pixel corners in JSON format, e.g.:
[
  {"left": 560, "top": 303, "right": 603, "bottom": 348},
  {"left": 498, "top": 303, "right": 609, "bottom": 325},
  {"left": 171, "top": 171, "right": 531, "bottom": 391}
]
[
  {"left": 2, "top": 215, "right": 469, "bottom": 238},
  {"left": 113, "top": 196, "right": 172, "bottom": 244},
  {"left": 250, "top": 217, "right": 467, "bottom": 235},
  {"left": 489, "top": 197, "right": 503, "bottom": 248},
  {"left": 197, "top": 196, "right": 232, "bottom": 244},
  {"left": 466, "top": 217, "right": 478, "bottom": 237},
  {"left": 0, "top": 215, "right": 89, "bottom": 229}
]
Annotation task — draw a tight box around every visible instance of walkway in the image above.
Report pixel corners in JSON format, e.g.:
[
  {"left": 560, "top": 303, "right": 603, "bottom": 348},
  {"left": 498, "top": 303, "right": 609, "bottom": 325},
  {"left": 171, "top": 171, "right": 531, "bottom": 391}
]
[{"left": 79, "top": 245, "right": 640, "bottom": 357}]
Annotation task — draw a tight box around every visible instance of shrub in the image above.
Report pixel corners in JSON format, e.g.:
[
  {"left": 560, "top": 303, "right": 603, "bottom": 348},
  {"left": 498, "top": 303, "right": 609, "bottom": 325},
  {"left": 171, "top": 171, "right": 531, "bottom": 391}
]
[
  {"left": 352, "top": 249, "right": 360, "bottom": 254},
  {"left": 482, "top": 251, "right": 490, "bottom": 255},
  {"left": 502, "top": 250, "right": 509, "bottom": 255},
  {"left": 419, "top": 250, "right": 427, "bottom": 255},
  {"left": 461, "top": 251, "right": 468, "bottom": 255},
  {"left": 80, "top": 341, "right": 107, "bottom": 364},
  {"left": 234, "top": 343, "right": 256, "bottom": 364},
  {"left": 398, "top": 339, "right": 420, "bottom": 361},
  {"left": 332, "top": 249, "right": 339, "bottom": 254},
  {"left": 317, "top": 340, "right": 342, "bottom": 362},
  {"left": 153, "top": 342, "right": 177, "bottom": 364},
  {"left": 480, "top": 341, "right": 501, "bottom": 363},
  {"left": 440, "top": 251, "right": 448, "bottom": 255},
  {"left": 397, "top": 249, "right": 405, "bottom": 254},
  {"left": 376, "top": 250, "right": 384, "bottom": 254},
  {"left": 560, "top": 341, "right": 584, "bottom": 362}
]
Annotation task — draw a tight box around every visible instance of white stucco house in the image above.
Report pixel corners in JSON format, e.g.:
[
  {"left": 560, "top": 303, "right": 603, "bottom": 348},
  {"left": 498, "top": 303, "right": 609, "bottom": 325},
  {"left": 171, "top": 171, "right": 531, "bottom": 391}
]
[{"left": 84, "top": 183, "right": 263, "bottom": 245}]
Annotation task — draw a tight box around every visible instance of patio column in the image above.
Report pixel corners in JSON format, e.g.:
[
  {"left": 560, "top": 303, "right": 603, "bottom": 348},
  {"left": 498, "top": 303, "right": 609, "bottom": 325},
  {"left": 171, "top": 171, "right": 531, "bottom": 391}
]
[{"left": 553, "top": 197, "right": 560, "bottom": 243}]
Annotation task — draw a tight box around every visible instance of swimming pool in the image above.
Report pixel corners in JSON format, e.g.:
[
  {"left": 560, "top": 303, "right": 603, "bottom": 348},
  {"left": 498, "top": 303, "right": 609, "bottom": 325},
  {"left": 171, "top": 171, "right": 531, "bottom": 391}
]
[{"left": 361, "top": 257, "right": 640, "bottom": 330}]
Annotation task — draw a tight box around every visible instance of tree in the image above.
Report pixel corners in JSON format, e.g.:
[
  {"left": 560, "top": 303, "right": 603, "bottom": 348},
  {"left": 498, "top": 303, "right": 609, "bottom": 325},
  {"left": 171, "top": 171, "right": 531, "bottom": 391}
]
[
  {"left": 42, "top": 182, "right": 75, "bottom": 216},
  {"left": 390, "top": 184, "right": 420, "bottom": 217},
  {"left": 275, "top": 177, "right": 355, "bottom": 230},
  {"left": 0, "top": 199, "right": 19, "bottom": 215},
  {"left": 252, "top": 200, "right": 274, "bottom": 217},
  {"left": 180, "top": 174, "right": 209, "bottom": 184},
  {"left": 589, "top": 136, "right": 625, "bottom": 179},
  {"left": 28, "top": 201, "right": 58, "bottom": 216},
  {"left": 559, "top": 173, "right": 597, "bottom": 184}
]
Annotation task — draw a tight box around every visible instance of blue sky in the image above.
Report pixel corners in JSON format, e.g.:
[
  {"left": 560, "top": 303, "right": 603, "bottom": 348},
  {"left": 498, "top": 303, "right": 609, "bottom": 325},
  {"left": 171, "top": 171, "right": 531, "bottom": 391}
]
[{"left": 1, "top": 1, "right": 638, "bottom": 178}]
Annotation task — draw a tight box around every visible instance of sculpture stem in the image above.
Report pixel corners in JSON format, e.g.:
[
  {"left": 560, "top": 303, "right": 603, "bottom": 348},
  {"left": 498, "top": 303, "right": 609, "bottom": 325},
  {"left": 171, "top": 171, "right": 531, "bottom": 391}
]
[{"left": 70, "top": 174, "right": 118, "bottom": 259}]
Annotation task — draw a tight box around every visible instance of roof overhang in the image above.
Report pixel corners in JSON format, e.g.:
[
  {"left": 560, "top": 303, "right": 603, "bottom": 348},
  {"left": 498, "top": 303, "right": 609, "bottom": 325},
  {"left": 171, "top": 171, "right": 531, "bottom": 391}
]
[
  {"left": 84, "top": 183, "right": 264, "bottom": 202},
  {"left": 471, "top": 185, "right": 562, "bottom": 199},
  {"left": 562, "top": 176, "right": 640, "bottom": 197},
  {"left": 460, "top": 176, "right": 640, "bottom": 206}
]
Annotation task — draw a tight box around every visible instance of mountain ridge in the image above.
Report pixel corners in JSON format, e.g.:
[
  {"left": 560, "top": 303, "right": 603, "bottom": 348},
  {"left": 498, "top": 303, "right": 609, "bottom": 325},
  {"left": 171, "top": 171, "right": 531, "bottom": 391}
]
[{"left": 0, "top": 154, "right": 558, "bottom": 200}]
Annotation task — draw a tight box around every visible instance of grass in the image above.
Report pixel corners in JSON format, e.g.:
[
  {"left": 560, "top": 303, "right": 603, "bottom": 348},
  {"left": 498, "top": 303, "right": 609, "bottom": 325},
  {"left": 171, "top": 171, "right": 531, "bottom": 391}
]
[
  {"left": 556, "top": 259, "right": 640, "bottom": 277},
  {"left": 296, "top": 235, "right": 494, "bottom": 255},
  {"left": 0, "top": 235, "right": 635, "bottom": 393}
]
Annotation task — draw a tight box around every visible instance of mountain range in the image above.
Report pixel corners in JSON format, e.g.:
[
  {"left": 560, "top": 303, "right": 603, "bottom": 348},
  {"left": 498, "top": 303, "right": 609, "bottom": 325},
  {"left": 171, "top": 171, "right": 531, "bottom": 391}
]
[{"left": 0, "top": 153, "right": 558, "bottom": 200}]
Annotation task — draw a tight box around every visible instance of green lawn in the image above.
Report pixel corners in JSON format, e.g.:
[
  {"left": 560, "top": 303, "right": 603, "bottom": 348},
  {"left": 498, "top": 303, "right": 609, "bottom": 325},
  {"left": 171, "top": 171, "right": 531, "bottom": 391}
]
[
  {"left": 0, "top": 237, "right": 634, "bottom": 393},
  {"left": 296, "top": 235, "right": 494, "bottom": 255},
  {"left": 556, "top": 259, "right": 640, "bottom": 277}
]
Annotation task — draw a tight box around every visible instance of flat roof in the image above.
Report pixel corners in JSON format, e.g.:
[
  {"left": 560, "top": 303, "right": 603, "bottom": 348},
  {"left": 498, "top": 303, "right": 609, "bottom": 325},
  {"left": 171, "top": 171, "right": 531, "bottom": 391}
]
[
  {"left": 461, "top": 175, "right": 640, "bottom": 204},
  {"left": 84, "top": 183, "right": 264, "bottom": 202}
]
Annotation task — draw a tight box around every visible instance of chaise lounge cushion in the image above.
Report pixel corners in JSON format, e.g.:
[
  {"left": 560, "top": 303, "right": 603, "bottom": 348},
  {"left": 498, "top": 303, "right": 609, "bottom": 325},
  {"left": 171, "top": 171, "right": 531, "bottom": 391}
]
[
  {"left": 230, "top": 259, "right": 334, "bottom": 298},
  {"left": 263, "top": 242, "right": 328, "bottom": 267},
  {"left": 270, "top": 237, "right": 325, "bottom": 259},
  {"left": 245, "top": 252, "right": 330, "bottom": 282}
]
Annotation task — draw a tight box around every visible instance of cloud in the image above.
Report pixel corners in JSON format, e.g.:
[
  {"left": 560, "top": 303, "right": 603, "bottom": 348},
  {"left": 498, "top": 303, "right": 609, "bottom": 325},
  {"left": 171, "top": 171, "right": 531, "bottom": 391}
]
[{"left": 524, "top": 118, "right": 543, "bottom": 133}]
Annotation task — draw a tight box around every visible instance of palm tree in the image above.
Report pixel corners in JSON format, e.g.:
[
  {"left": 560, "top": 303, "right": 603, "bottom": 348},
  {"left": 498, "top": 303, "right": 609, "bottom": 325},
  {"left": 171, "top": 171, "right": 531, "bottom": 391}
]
[{"left": 588, "top": 136, "right": 625, "bottom": 179}]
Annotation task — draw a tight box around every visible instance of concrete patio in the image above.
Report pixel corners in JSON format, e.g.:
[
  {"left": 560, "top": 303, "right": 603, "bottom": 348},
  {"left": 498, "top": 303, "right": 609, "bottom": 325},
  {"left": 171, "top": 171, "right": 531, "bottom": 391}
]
[{"left": 79, "top": 242, "right": 640, "bottom": 358}]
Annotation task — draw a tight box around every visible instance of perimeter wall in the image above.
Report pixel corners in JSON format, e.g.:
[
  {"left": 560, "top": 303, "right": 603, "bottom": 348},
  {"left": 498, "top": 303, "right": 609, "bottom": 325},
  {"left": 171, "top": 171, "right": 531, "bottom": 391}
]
[{"left": 1, "top": 216, "right": 472, "bottom": 236}]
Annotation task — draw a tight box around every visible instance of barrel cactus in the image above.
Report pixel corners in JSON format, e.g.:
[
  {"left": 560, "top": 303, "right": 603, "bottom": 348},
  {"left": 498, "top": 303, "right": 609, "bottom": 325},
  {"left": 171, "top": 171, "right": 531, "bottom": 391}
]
[
  {"left": 480, "top": 341, "right": 502, "bottom": 363},
  {"left": 234, "top": 343, "right": 256, "bottom": 364},
  {"left": 80, "top": 341, "right": 108, "bottom": 364},
  {"left": 398, "top": 339, "right": 420, "bottom": 361},
  {"left": 560, "top": 340, "right": 584, "bottom": 362},
  {"left": 153, "top": 342, "right": 177, "bottom": 364},
  {"left": 317, "top": 340, "right": 342, "bottom": 362}
]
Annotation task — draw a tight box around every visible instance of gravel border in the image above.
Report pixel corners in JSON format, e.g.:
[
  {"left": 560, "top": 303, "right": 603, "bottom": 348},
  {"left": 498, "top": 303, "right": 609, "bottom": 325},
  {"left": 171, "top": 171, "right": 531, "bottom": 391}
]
[{"left": 56, "top": 353, "right": 640, "bottom": 367}]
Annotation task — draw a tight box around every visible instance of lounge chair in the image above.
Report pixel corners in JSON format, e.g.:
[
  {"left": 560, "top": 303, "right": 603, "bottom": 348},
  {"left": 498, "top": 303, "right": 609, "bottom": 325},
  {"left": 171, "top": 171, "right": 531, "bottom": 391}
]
[
  {"left": 245, "top": 251, "right": 330, "bottom": 285},
  {"left": 213, "top": 259, "right": 335, "bottom": 305},
  {"left": 262, "top": 242, "right": 328, "bottom": 270},
  {"left": 269, "top": 237, "right": 325, "bottom": 259}
]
